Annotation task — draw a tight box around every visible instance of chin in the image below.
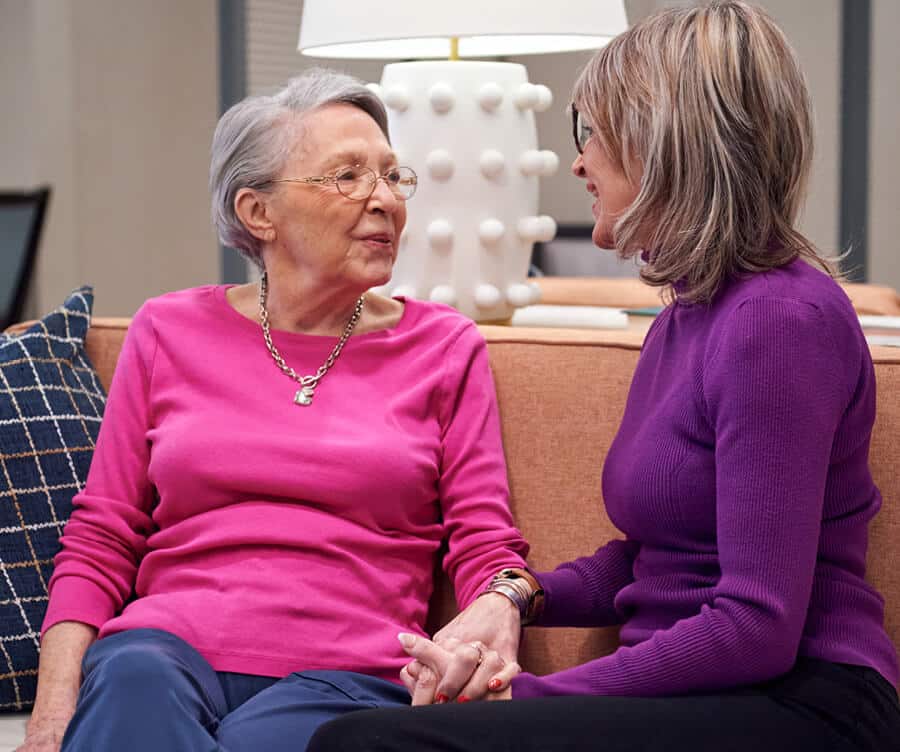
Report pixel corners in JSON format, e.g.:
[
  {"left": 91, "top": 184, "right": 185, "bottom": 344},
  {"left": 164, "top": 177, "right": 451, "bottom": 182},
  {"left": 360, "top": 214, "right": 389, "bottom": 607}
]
[
  {"left": 360, "top": 264, "right": 394, "bottom": 291},
  {"left": 592, "top": 224, "right": 615, "bottom": 251}
]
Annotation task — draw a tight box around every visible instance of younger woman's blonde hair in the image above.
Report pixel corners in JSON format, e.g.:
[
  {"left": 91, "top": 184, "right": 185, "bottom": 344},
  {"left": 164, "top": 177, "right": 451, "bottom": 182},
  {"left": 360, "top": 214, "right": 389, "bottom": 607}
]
[{"left": 572, "top": 1, "right": 837, "bottom": 303}]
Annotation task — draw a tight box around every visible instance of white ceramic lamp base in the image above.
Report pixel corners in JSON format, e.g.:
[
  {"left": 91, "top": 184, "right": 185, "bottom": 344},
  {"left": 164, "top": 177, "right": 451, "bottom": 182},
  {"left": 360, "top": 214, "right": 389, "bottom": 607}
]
[{"left": 372, "top": 61, "right": 557, "bottom": 322}]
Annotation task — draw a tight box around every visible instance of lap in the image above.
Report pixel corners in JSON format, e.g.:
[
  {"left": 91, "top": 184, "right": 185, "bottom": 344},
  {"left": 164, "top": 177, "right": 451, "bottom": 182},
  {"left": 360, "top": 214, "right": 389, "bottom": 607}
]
[
  {"left": 75, "top": 629, "right": 410, "bottom": 752},
  {"left": 218, "top": 670, "right": 409, "bottom": 752},
  {"left": 309, "top": 694, "right": 840, "bottom": 752},
  {"left": 308, "top": 660, "right": 900, "bottom": 752}
]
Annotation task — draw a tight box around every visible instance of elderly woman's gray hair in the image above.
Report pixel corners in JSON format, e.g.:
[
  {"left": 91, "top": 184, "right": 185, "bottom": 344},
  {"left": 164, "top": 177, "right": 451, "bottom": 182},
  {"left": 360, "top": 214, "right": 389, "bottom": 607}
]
[{"left": 209, "top": 68, "right": 389, "bottom": 268}]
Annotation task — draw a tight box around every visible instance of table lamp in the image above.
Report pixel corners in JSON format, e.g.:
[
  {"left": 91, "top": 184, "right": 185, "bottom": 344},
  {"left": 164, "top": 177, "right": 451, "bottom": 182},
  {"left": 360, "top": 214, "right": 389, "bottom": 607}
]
[{"left": 299, "top": 0, "right": 628, "bottom": 322}]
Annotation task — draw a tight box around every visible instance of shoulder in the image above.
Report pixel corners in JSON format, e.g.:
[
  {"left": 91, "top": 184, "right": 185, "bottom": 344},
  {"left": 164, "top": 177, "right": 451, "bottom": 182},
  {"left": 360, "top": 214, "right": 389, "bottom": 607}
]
[
  {"left": 703, "top": 261, "right": 867, "bottom": 401},
  {"left": 137, "top": 285, "right": 221, "bottom": 320},
  {"left": 128, "top": 286, "right": 231, "bottom": 355},
  {"left": 725, "top": 259, "right": 851, "bottom": 313},
  {"left": 710, "top": 260, "right": 860, "bottom": 344},
  {"left": 398, "top": 297, "right": 483, "bottom": 349}
]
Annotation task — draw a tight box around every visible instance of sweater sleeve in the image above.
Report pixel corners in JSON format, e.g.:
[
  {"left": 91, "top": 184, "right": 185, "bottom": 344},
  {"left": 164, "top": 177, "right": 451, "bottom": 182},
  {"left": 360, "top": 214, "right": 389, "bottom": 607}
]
[
  {"left": 42, "top": 304, "right": 160, "bottom": 633},
  {"left": 437, "top": 323, "right": 529, "bottom": 609},
  {"left": 532, "top": 538, "right": 639, "bottom": 628},
  {"left": 512, "top": 298, "right": 848, "bottom": 698}
]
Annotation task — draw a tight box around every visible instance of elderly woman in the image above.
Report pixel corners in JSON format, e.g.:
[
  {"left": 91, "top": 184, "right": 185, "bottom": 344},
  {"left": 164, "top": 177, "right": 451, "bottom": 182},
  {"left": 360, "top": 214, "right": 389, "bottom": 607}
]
[
  {"left": 19, "top": 69, "right": 529, "bottom": 752},
  {"left": 307, "top": 3, "right": 900, "bottom": 751}
]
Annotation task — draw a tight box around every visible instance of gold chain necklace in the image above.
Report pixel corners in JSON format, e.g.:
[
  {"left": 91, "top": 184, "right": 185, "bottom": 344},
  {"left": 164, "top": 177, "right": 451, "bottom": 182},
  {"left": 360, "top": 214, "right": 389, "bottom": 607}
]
[{"left": 258, "top": 273, "right": 364, "bottom": 406}]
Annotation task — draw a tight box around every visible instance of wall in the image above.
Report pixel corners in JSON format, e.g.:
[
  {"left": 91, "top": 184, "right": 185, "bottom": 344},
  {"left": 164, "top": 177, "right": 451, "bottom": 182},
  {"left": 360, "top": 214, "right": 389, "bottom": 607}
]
[
  {"left": 0, "top": 0, "right": 220, "bottom": 318},
  {"left": 0, "top": 1, "right": 35, "bottom": 189},
  {"left": 868, "top": 0, "right": 900, "bottom": 288}
]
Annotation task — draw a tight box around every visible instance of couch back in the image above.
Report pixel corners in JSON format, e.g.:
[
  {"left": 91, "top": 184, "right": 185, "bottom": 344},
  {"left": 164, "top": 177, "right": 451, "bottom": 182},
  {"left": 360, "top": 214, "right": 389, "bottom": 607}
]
[{"left": 76, "top": 320, "right": 900, "bottom": 684}]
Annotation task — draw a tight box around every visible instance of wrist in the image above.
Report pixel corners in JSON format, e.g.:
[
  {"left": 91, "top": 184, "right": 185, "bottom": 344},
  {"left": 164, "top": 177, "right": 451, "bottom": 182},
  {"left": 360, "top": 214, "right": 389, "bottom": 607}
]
[
  {"left": 26, "top": 713, "right": 73, "bottom": 734},
  {"left": 480, "top": 567, "right": 545, "bottom": 625},
  {"left": 29, "top": 696, "right": 77, "bottom": 728},
  {"left": 479, "top": 589, "right": 522, "bottom": 618}
]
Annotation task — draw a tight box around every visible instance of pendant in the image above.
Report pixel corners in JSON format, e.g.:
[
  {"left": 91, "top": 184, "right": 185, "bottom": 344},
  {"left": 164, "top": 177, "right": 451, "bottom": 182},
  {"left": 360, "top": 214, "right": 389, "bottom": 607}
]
[{"left": 294, "top": 386, "right": 314, "bottom": 406}]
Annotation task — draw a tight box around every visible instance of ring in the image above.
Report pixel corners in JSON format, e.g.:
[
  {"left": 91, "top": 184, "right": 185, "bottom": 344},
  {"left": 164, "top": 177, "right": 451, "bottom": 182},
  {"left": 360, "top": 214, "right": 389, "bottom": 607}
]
[{"left": 469, "top": 642, "right": 484, "bottom": 666}]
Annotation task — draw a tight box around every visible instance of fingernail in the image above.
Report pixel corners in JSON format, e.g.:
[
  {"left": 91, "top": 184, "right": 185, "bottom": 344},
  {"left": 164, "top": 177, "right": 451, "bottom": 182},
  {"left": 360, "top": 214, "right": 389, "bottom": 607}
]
[
  {"left": 488, "top": 679, "right": 503, "bottom": 691},
  {"left": 457, "top": 695, "right": 471, "bottom": 703},
  {"left": 435, "top": 693, "right": 449, "bottom": 704},
  {"left": 397, "top": 632, "right": 415, "bottom": 648}
]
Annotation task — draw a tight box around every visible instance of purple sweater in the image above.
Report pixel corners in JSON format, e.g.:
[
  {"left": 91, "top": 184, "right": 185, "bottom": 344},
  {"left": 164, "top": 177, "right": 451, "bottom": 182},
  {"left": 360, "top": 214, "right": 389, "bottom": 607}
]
[{"left": 513, "top": 259, "right": 899, "bottom": 698}]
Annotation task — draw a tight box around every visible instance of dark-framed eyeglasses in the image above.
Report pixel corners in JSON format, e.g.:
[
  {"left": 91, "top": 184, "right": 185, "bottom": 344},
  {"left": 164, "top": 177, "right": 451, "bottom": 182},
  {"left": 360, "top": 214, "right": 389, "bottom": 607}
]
[
  {"left": 269, "top": 165, "right": 418, "bottom": 201},
  {"left": 571, "top": 103, "right": 594, "bottom": 155}
]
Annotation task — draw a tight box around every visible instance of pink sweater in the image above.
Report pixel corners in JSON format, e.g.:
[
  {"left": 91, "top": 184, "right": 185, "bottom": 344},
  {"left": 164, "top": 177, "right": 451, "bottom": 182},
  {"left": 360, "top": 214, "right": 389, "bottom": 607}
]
[{"left": 43, "top": 286, "right": 528, "bottom": 681}]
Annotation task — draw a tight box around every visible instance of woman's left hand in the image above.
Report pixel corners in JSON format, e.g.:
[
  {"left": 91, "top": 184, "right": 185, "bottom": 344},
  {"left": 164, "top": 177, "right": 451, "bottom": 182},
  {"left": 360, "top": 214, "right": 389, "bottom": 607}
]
[
  {"left": 439, "top": 591, "right": 522, "bottom": 665},
  {"left": 405, "top": 591, "right": 521, "bottom": 703},
  {"left": 399, "top": 631, "right": 520, "bottom": 705}
]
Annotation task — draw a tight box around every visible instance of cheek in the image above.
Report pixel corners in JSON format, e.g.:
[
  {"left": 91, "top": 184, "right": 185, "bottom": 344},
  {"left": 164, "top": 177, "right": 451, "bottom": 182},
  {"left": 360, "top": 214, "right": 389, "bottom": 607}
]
[{"left": 394, "top": 205, "right": 408, "bottom": 234}]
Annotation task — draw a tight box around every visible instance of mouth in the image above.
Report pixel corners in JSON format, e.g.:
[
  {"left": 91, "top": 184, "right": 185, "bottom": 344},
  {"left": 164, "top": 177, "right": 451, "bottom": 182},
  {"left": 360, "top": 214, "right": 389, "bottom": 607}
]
[
  {"left": 587, "top": 185, "right": 600, "bottom": 217},
  {"left": 360, "top": 232, "right": 394, "bottom": 247}
]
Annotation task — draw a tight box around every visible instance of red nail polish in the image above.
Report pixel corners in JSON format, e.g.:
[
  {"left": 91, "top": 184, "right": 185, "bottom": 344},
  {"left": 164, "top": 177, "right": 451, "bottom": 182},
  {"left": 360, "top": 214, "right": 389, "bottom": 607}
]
[
  {"left": 488, "top": 679, "right": 503, "bottom": 691},
  {"left": 457, "top": 695, "right": 471, "bottom": 703},
  {"left": 435, "top": 693, "right": 449, "bottom": 704}
]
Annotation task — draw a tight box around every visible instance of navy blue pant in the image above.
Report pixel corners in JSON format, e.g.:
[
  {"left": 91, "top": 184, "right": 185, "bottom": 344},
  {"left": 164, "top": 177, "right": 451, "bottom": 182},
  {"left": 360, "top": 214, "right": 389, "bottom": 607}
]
[{"left": 61, "top": 628, "right": 409, "bottom": 751}]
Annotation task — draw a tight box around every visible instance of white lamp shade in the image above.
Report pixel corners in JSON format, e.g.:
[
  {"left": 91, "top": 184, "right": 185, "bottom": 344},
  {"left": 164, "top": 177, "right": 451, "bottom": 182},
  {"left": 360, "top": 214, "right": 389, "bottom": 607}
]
[{"left": 298, "top": 0, "right": 628, "bottom": 59}]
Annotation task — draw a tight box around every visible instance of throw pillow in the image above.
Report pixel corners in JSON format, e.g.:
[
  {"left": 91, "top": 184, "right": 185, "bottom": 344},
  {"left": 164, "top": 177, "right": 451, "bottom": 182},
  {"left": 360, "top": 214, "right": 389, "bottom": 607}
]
[{"left": 0, "top": 287, "right": 105, "bottom": 710}]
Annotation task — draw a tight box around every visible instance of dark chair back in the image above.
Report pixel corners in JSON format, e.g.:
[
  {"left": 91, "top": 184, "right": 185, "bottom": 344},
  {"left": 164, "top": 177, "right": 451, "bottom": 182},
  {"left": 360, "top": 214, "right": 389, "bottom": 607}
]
[{"left": 0, "top": 187, "right": 51, "bottom": 331}]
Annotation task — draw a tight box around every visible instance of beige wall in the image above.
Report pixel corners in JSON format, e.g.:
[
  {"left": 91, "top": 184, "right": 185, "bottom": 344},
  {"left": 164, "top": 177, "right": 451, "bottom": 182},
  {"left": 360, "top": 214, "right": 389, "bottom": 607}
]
[
  {"left": 1, "top": 0, "right": 220, "bottom": 318},
  {"left": 758, "top": 0, "right": 842, "bottom": 258},
  {"left": 869, "top": 0, "right": 900, "bottom": 289},
  {"left": 0, "top": 1, "right": 36, "bottom": 188}
]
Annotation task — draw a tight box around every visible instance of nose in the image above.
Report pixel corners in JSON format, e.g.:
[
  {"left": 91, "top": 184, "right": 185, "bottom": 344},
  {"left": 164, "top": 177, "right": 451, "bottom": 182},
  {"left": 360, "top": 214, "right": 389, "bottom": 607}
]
[
  {"left": 572, "top": 153, "right": 586, "bottom": 179},
  {"left": 366, "top": 177, "right": 401, "bottom": 213}
]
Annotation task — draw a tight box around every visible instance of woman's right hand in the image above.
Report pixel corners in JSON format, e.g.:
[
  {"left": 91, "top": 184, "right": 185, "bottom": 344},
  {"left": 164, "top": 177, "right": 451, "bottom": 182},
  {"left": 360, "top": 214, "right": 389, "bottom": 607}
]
[
  {"left": 17, "top": 621, "right": 96, "bottom": 752},
  {"left": 16, "top": 715, "right": 72, "bottom": 752}
]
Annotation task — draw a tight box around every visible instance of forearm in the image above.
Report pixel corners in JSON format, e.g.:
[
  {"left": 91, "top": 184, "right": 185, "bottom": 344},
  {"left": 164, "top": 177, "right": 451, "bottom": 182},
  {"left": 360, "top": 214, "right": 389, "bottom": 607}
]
[
  {"left": 535, "top": 539, "right": 638, "bottom": 628},
  {"left": 28, "top": 621, "right": 97, "bottom": 729}
]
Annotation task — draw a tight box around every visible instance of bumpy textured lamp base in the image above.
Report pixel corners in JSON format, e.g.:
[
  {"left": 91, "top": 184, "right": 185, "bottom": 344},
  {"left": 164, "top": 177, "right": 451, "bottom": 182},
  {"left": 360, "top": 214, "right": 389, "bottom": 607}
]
[{"left": 371, "top": 61, "right": 558, "bottom": 323}]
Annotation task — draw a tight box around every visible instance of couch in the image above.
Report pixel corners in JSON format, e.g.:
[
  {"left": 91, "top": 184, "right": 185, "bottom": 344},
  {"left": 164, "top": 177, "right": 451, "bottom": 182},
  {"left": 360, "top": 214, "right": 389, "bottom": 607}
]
[{"left": 1, "top": 316, "right": 897, "bottom": 748}]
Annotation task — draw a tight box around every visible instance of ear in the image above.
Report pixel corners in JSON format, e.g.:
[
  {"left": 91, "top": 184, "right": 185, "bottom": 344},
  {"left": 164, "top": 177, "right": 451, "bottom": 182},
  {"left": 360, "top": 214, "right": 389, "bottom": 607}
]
[{"left": 234, "top": 187, "right": 276, "bottom": 243}]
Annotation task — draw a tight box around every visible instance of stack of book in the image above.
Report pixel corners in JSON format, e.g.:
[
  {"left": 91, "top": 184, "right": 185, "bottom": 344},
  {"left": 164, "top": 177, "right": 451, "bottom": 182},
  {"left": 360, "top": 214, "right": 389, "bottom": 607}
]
[{"left": 859, "top": 316, "right": 900, "bottom": 347}]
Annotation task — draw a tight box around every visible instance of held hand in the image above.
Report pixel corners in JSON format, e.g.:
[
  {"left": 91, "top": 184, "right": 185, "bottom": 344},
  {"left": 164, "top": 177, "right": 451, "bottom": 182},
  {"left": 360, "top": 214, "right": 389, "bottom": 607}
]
[
  {"left": 399, "top": 633, "right": 520, "bottom": 704},
  {"left": 401, "top": 592, "right": 522, "bottom": 703},
  {"left": 433, "top": 592, "right": 521, "bottom": 668}
]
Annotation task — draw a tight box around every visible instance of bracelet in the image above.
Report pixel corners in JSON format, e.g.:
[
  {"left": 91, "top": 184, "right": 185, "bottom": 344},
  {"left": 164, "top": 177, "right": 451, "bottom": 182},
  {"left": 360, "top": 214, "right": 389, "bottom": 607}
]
[
  {"left": 480, "top": 567, "right": 545, "bottom": 625},
  {"left": 481, "top": 580, "right": 529, "bottom": 614}
]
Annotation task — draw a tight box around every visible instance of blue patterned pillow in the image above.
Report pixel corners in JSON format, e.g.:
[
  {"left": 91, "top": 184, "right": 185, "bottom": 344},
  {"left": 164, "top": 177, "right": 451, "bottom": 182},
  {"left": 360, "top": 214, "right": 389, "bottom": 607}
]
[{"left": 0, "top": 287, "right": 105, "bottom": 710}]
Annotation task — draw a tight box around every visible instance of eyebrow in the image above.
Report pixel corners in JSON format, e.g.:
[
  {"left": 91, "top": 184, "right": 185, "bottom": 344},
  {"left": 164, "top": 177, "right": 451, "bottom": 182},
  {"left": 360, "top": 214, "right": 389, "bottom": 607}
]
[{"left": 320, "top": 150, "right": 399, "bottom": 171}]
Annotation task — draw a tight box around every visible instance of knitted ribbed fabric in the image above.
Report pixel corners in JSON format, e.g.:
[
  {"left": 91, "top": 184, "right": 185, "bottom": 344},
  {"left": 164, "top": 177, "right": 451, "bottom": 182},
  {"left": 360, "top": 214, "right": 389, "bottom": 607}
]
[{"left": 514, "top": 259, "right": 898, "bottom": 698}]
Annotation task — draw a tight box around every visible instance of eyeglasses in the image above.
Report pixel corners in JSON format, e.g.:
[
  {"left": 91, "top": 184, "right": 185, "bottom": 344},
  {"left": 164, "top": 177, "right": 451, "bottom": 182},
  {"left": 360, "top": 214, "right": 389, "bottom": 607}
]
[
  {"left": 571, "top": 104, "right": 594, "bottom": 155},
  {"left": 269, "top": 165, "right": 418, "bottom": 201}
]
